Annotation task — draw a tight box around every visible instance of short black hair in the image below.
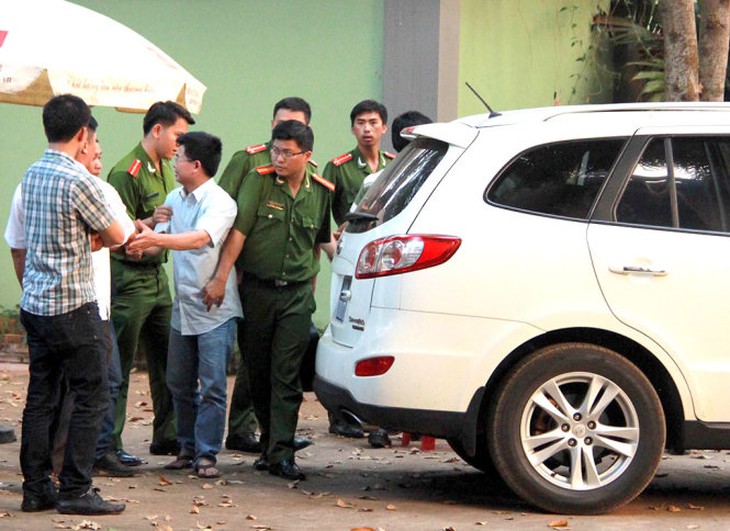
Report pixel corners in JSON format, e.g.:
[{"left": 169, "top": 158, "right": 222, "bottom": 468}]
[
  {"left": 391, "top": 110, "right": 433, "bottom": 152},
  {"left": 177, "top": 131, "right": 222, "bottom": 177},
  {"left": 88, "top": 115, "right": 98, "bottom": 132},
  {"left": 271, "top": 120, "right": 314, "bottom": 152},
  {"left": 350, "top": 99, "right": 387, "bottom": 126},
  {"left": 42, "top": 94, "right": 91, "bottom": 143},
  {"left": 273, "top": 97, "right": 312, "bottom": 124},
  {"left": 143, "top": 101, "right": 195, "bottom": 136}
]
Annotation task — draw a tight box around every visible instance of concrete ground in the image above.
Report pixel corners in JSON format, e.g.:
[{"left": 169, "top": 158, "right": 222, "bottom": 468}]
[{"left": 1, "top": 364, "right": 730, "bottom": 530}]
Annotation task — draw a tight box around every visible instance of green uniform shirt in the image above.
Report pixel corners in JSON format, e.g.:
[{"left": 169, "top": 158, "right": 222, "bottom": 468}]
[
  {"left": 218, "top": 142, "right": 272, "bottom": 199},
  {"left": 234, "top": 165, "right": 332, "bottom": 283},
  {"left": 107, "top": 142, "right": 174, "bottom": 265},
  {"left": 323, "top": 147, "right": 394, "bottom": 225},
  {"left": 219, "top": 141, "right": 319, "bottom": 200}
]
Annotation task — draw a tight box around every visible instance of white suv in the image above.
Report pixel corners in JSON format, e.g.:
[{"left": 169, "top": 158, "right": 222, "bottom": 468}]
[{"left": 314, "top": 103, "right": 730, "bottom": 514}]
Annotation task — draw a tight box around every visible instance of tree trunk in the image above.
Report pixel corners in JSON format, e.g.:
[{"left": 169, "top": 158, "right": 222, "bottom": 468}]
[
  {"left": 663, "top": 0, "right": 700, "bottom": 101},
  {"left": 699, "top": 0, "right": 730, "bottom": 101}
]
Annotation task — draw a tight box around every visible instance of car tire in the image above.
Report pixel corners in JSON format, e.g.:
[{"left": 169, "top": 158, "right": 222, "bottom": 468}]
[
  {"left": 487, "top": 343, "right": 665, "bottom": 514},
  {"left": 447, "top": 436, "right": 496, "bottom": 475}
]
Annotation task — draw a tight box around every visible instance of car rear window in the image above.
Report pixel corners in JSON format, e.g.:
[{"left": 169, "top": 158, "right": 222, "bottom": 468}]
[
  {"left": 487, "top": 139, "right": 627, "bottom": 220},
  {"left": 345, "top": 137, "right": 449, "bottom": 234}
]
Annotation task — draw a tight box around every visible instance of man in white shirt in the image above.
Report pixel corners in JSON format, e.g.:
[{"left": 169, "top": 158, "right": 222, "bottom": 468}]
[
  {"left": 4, "top": 116, "right": 137, "bottom": 478},
  {"left": 128, "top": 132, "right": 241, "bottom": 478}
]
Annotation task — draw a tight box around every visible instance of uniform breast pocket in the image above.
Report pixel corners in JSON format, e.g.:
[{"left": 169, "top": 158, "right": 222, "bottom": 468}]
[
  {"left": 256, "top": 204, "right": 286, "bottom": 226},
  {"left": 293, "top": 211, "right": 321, "bottom": 243},
  {"left": 141, "top": 196, "right": 162, "bottom": 219}
]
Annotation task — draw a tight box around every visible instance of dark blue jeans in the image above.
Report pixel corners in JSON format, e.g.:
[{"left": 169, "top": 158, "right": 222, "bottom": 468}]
[
  {"left": 95, "top": 320, "right": 122, "bottom": 460},
  {"left": 20, "top": 303, "right": 108, "bottom": 499}
]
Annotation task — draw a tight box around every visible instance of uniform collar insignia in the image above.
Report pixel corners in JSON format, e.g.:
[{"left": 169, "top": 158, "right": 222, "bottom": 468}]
[
  {"left": 357, "top": 156, "right": 367, "bottom": 169},
  {"left": 147, "top": 161, "right": 156, "bottom": 173}
]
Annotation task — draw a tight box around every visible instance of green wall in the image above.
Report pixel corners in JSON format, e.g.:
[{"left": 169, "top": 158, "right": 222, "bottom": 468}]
[
  {"left": 458, "top": 0, "right": 611, "bottom": 115},
  {"left": 0, "top": 0, "right": 385, "bottom": 328}
]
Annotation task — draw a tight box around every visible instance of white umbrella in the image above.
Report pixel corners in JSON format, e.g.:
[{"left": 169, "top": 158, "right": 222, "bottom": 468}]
[{"left": 0, "top": 0, "right": 206, "bottom": 113}]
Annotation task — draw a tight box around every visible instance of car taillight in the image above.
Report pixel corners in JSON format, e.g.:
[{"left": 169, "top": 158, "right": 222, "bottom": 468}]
[
  {"left": 355, "top": 356, "right": 395, "bottom": 376},
  {"left": 355, "top": 235, "right": 461, "bottom": 279}
]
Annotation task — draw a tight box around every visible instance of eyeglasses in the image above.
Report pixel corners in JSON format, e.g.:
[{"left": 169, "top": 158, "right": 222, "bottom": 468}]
[
  {"left": 175, "top": 154, "right": 195, "bottom": 164},
  {"left": 270, "top": 146, "right": 306, "bottom": 160}
]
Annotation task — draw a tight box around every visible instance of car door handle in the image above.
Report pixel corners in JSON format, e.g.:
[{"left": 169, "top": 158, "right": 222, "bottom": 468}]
[{"left": 609, "top": 265, "right": 667, "bottom": 276}]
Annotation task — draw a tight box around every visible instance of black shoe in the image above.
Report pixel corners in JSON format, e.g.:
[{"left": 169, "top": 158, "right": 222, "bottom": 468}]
[
  {"left": 149, "top": 440, "right": 180, "bottom": 456},
  {"left": 253, "top": 453, "right": 269, "bottom": 471},
  {"left": 293, "top": 437, "right": 313, "bottom": 452},
  {"left": 329, "top": 420, "right": 365, "bottom": 439},
  {"left": 21, "top": 483, "right": 57, "bottom": 512},
  {"left": 225, "top": 432, "right": 261, "bottom": 453},
  {"left": 93, "top": 451, "right": 137, "bottom": 477},
  {"left": 269, "top": 458, "right": 305, "bottom": 480},
  {"left": 368, "top": 428, "right": 392, "bottom": 448},
  {"left": 56, "top": 487, "right": 125, "bottom": 515},
  {"left": 115, "top": 449, "right": 144, "bottom": 466},
  {"left": 0, "top": 425, "right": 16, "bottom": 444}
]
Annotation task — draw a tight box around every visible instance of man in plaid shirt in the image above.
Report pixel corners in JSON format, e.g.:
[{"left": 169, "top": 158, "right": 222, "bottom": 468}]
[{"left": 19, "top": 95, "right": 127, "bottom": 516}]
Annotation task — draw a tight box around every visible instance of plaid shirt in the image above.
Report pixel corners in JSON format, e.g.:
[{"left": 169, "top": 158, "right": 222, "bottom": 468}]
[{"left": 20, "top": 149, "right": 116, "bottom": 316}]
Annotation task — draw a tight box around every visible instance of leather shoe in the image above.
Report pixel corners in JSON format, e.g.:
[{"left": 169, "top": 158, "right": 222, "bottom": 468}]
[
  {"left": 56, "top": 487, "right": 125, "bottom": 515},
  {"left": 149, "top": 440, "right": 180, "bottom": 456},
  {"left": 329, "top": 420, "right": 365, "bottom": 439},
  {"left": 94, "top": 451, "right": 136, "bottom": 477},
  {"left": 368, "top": 428, "right": 392, "bottom": 448},
  {"left": 293, "top": 437, "right": 313, "bottom": 451},
  {"left": 269, "top": 458, "right": 305, "bottom": 480},
  {"left": 115, "top": 449, "right": 144, "bottom": 466},
  {"left": 21, "top": 483, "right": 57, "bottom": 512},
  {"left": 225, "top": 432, "right": 261, "bottom": 453},
  {"left": 253, "top": 453, "right": 269, "bottom": 471}
]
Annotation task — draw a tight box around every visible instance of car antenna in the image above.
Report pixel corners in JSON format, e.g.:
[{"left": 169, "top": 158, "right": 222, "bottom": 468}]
[{"left": 465, "top": 81, "right": 501, "bottom": 118}]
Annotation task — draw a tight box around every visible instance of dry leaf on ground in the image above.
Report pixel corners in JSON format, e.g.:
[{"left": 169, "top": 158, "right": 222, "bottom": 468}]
[{"left": 336, "top": 498, "right": 354, "bottom": 508}]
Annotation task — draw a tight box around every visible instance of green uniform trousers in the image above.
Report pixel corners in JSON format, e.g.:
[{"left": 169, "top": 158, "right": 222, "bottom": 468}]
[
  {"left": 226, "top": 307, "right": 260, "bottom": 437},
  {"left": 241, "top": 279, "right": 314, "bottom": 465},
  {"left": 110, "top": 260, "right": 177, "bottom": 449}
]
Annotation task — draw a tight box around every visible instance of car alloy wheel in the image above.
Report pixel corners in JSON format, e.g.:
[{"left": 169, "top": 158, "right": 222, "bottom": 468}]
[{"left": 488, "top": 343, "right": 665, "bottom": 514}]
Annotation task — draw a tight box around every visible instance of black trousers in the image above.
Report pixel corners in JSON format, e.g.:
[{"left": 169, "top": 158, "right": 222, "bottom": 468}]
[{"left": 20, "top": 302, "right": 108, "bottom": 499}]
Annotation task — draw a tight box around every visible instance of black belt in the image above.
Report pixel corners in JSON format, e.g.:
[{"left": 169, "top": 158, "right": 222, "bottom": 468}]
[
  {"left": 242, "top": 272, "right": 308, "bottom": 288},
  {"left": 118, "top": 260, "right": 161, "bottom": 270}
]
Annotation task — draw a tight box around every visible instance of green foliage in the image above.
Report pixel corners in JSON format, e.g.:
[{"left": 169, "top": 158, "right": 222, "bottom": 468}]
[
  {"left": 0, "top": 305, "right": 23, "bottom": 336},
  {"left": 630, "top": 58, "right": 665, "bottom": 101}
]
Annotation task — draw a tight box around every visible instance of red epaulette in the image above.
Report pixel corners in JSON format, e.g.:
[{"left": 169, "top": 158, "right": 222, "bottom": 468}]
[
  {"left": 246, "top": 144, "right": 268, "bottom": 155},
  {"left": 331, "top": 153, "right": 353, "bottom": 167},
  {"left": 256, "top": 164, "right": 276, "bottom": 175},
  {"left": 308, "top": 158, "right": 318, "bottom": 168},
  {"left": 312, "top": 173, "right": 335, "bottom": 192},
  {"left": 384, "top": 151, "right": 396, "bottom": 159},
  {"left": 127, "top": 159, "right": 142, "bottom": 178}
]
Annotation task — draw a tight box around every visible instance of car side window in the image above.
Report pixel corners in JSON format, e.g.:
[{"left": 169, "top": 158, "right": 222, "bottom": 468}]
[
  {"left": 487, "top": 139, "right": 626, "bottom": 220},
  {"left": 616, "top": 136, "right": 730, "bottom": 232}
]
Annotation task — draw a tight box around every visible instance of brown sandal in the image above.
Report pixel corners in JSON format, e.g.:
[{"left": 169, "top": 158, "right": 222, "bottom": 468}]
[
  {"left": 164, "top": 453, "right": 194, "bottom": 470},
  {"left": 195, "top": 458, "right": 221, "bottom": 478}
]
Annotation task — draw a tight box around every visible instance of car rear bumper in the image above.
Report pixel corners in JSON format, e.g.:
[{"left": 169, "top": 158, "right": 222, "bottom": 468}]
[{"left": 313, "top": 375, "right": 483, "bottom": 441}]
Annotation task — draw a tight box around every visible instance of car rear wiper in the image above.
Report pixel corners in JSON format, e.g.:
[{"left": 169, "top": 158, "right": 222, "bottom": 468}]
[{"left": 344, "top": 211, "right": 378, "bottom": 222}]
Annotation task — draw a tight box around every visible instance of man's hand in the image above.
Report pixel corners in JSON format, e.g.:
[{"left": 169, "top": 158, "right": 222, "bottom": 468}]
[
  {"left": 153, "top": 205, "right": 173, "bottom": 225},
  {"left": 126, "top": 220, "right": 157, "bottom": 252},
  {"left": 202, "top": 278, "right": 226, "bottom": 312},
  {"left": 90, "top": 232, "right": 103, "bottom": 252}
]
